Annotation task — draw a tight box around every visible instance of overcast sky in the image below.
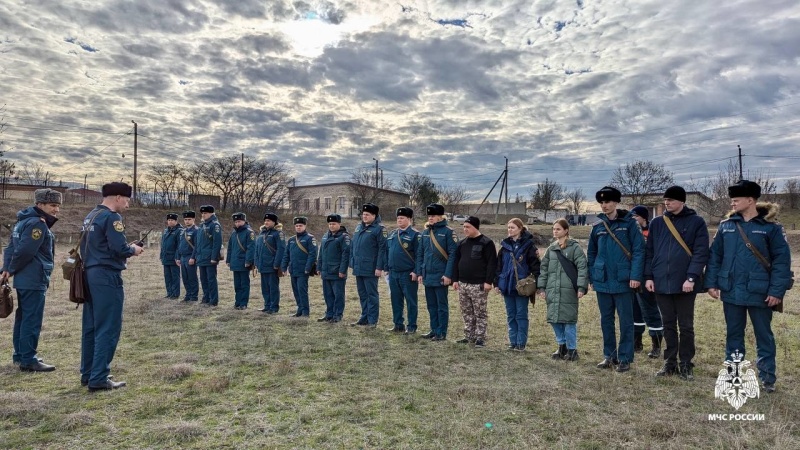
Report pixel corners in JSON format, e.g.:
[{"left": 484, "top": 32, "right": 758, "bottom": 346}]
[{"left": 1, "top": 0, "right": 799, "bottom": 200}]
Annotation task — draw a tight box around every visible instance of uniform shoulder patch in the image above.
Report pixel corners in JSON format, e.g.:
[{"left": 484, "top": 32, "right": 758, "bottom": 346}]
[
  {"left": 214, "top": 224, "right": 220, "bottom": 233},
  {"left": 278, "top": 231, "right": 285, "bottom": 240},
  {"left": 590, "top": 220, "right": 603, "bottom": 227},
  {"left": 311, "top": 236, "right": 317, "bottom": 246},
  {"left": 31, "top": 228, "right": 42, "bottom": 240},
  {"left": 382, "top": 228, "right": 388, "bottom": 238},
  {"left": 249, "top": 231, "right": 255, "bottom": 240},
  {"left": 113, "top": 221, "right": 125, "bottom": 232},
  {"left": 452, "top": 234, "right": 458, "bottom": 242}
]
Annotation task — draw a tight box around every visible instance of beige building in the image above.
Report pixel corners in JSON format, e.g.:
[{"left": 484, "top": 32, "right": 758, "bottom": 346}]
[{"left": 287, "top": 182, "right": 410, "bottom": 218}]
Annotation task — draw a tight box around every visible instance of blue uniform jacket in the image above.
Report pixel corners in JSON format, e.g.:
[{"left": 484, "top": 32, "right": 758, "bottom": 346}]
[
  {"left": 80, "top": 205, "right": 135, "bottom": 271},
  {"left": 645, "top": 207, "right": 709, "bottom": 294},
  {"left": 2, "top": 206, "right": 57, "bottom": 291},
  {"left": 177, "top": 225, "right": 197, "bottom": 258},
  {"left": 254, "top": 224, "right": 285, "bottom": 273},
  {"left": 281, "top": 231, "right": 317, "bottom": 277},
  {"left": 587, "top": 209, "right": 646, "bottom": 294},
  {"left": 349, "top": 218, "right": 387, "bottom": 277},
  {"left": 192, "top": 215, "right": 223, "bottom": 266},
  {"left": 160, "top": 225, "right": 182, "bottom": 265},
  {"left": 495, "top": 230, "right": 541, "bottom": 296},
  {"left": 387, "top": 226, "right": 420, "bottom": 273},
  {"left": 226, "top": 224, "right": 255, "bottom": 271},
  {"left": 415, "top": 219, "right": 457, "bottom": 286},
  {"left": 705, "top": 203, "right": 792, "bottom": 306},
  {"left": 318, "top": 227, "right": 351, "bottom": 280}
]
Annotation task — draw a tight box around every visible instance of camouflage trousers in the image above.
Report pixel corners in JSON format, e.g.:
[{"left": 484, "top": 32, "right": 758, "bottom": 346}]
[{"left": 458, "top": 282, "right": 489, "bottom": 341}]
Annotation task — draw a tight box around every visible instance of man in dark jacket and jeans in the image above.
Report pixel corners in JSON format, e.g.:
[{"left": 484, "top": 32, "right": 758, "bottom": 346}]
[
  {"left": 452, "top": 216, "right": 497, "bottom": 348},
  {"left": 645, "top": 186, "right": 709, "bottom": 380}
]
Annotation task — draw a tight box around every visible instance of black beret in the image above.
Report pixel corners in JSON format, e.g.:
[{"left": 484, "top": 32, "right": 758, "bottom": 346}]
[
  {"left": 182, "top": 210, "right": 196, "bottom": 218},
  {"left": 232, "top": 212, "right": 246, "bottom": 221},
  {"left": 102, "top": 182, "right": 132, "bottom": 198},
  {"left": 166, "top": 213, "right": 179, "bottom": 220},
  {"left": 426, "top": 203, "right": 445, "bottom": 216},
  {"left": 728, "top": 180, "right": 761, "bottom": 199},
  {"left": 199, "top": 205, "right": 215, "bottom": 213},
  {"left": 293, "top": 216, "right": 308, "bottom": 225},
  {"left": 464, "top": 216, "right": 480, "bottom": 230},
  {"left": 362, "top": 203, "right": 379, "bottom": 215},
  {"left": 663, "top": 186, "right": 687, "bottom": 203},
  {"left": 396, "top": 207, "right": 414, "bottom": 218},
  {"left": 595, "top": 186, "right": 622, "bottom": 203},
  {"left": 263, "top": 213, "right": 278, "bottom": 223},
  {"left": 326, "top": 214, "right": 342, "bottom": 223}
]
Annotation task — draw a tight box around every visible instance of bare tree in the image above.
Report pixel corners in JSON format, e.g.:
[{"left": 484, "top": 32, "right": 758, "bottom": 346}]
[
  {"left": 530, "top": 178, "right": 565, "bottom": 221},
  {"left": 438, "top": 184, "right": 468, "bottom": 213},
  {"left": 20, "top": 162, "right": 47, "bottom": 185},
  {"left": 688, "top": 160, "right": 779, "bottom": 222},
  {"left": 197, "top": 156, "right": 241, "bottom": 212},
  {"left": 783, "top": 179, "right": 800, "bottom": 210},
  {"left": 241, "top": 157, "right": 290, "bottom": 210},
  {"left": 609, "top": 160, "right": 674, "bottom": 206},
  {"left": 144, "top": 164, "right": 184, "bottom": 207},
  {"left": 566, "top": 188, "right": 586, "bottom": 214},
  {"left": 399, "top": 171, "right": 438, "bottom": 213}
]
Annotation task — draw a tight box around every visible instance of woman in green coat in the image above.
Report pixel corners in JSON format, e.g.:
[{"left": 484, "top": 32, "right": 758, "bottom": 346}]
[{"left": 537, "top": 219, "right": 588, "bottom": 361}]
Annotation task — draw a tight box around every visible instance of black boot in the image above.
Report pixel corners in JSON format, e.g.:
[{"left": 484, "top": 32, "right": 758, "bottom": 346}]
[
  {"left": 634, "top": 334, "right": 643, "bottom": 353},
  {"left": 565, "top": 349, "right": 579, "bottom": 361},
  {"left": 551, "top": 344, "right": 567, "bottom": 360},
  {"left": 647, "top": 335, "right": 662, "bottom": 359}
]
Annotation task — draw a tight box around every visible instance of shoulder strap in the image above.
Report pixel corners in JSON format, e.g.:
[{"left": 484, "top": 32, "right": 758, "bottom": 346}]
[
  {"left": 429, "top": 228, "right": 449, "bottom": 261},
  {"left": 398, "top": 230, "right": 415, "bottom": 261},
  {"left": 263, "top": 231, "right": 276, "bottom": 253},
  {"left": 662, "top": 215, "right": 692, "bottom": 257},
  {"left": 555, "top": 248, "right": 579, "bottom": 292},
  {"left": 601, "top": 220, "right": 632, "bottom": 260},
  {"left": 184, "top": 228, "right": 195, "bottom": 249},
  {"left": 735, "top": 223, "right": 771, "bottom": 270},
  {"left": 235, "top": 231, "right": 245, "bottom": 252},
  {"left": 296, "top": 236, "right": 309, "bottom": 255}
]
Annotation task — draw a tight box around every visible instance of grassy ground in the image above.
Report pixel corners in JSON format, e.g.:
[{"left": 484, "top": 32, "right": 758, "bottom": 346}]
[{"left": 1, "top": 200, "right": 799, "bottom": 448}]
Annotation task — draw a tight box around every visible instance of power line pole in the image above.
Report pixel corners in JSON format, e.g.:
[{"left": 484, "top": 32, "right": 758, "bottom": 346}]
[
  {"left": 131, "top": 120, "right": 138, "bottom": 203},
  {"left": 737, "top": 144, "right": 743, "bottom": 180},
  {"left": 241, "top": 152, "right": 245, "bottom": 209},
  {"left": 83, "top": 174, "right": 87, "bottom": 203},
  {"left": 504, "top": 156, "right": 509, "bottom": 213}
]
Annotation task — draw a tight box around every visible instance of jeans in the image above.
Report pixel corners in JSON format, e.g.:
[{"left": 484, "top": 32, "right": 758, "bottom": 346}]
[
  {"left": 551, "top": 323, "right": 578, "bottom": 350},
  {"left": 655, "top": 293, "right": 696, "bottom": 367},
  {"left": 596, "top": 291, "right": 635, "bottom": 363},
  {"left": 504, "top": 295, "right": 529, "bottom": 346},
  {"left": 723, "top": 302, "right": 776, "bottom": 384}
]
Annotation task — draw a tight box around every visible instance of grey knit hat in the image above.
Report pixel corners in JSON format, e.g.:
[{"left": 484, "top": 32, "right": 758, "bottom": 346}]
[{"left": 34, "top": 188, "right": 62, "bottom": 205}]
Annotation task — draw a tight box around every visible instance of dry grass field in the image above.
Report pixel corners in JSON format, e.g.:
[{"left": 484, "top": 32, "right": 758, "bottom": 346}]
[{"left": 1, "top": 202, "right": 799, "bottom": 449}]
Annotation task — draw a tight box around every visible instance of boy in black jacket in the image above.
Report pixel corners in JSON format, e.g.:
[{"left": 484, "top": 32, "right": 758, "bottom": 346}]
[{"left": 452, "top": 217, "right": 497, "bottom": 347}]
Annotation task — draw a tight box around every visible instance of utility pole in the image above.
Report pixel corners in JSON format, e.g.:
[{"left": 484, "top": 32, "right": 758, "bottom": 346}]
[
  {"left": 83, "top": 174, "right": 87, "bottom": 203},
  {"left": 372, "top": 158, "right": 379, "bottom": 189},
  {"left": 132, "top": 120, "right": 138, "bottom": 203},
  {"left": 241, "top": 152, "right": 245, "bottom": 209},
  {"left": 737, "top": 144, "right": 743, "bottom": 180},
  {"left": 380, "top": 169, "right": 384, "bottom": 189},
  {"left": 504, "top": 156, "right": 509, "bottom": 213}
]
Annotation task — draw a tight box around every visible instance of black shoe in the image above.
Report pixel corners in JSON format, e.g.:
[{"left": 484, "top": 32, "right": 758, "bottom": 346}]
[
  {"left": 515, "top": 345, "right": 526, "bottom": 352},
  {"left": 421, "top": 331, "right": 436, "bottom": 339},
  {"left": 404, "top": 329, "right": 416, "bottom": 335},
  {"left": 456, "top": 338, "right": 470, "bottom": 344},
  {"left": 616, "top": 362, "right": 631, "bottom": 373},
  {"left": 431, "top": 335, "right": 445, "bottom": 341},
  {"left": 317, "top": 317, "right": 332, "bottom": 322},
  {"left": 350, "top": 321, "right": 368, "bottom": 327},
  {"left": 259, "top": 308, "right": 268, "bottom": 312},
  {"left": 81, "top": 375, "right": 114, "bottom": 387},
  {"left": 289, "top": 312, "right": 302, "bottom": 317},
  {"left": 88, "top": 379, "right": 127, "bottom": 392},
  {"left": 365, "top": 323, "right": 377, "bottom": 328},
  {"left": 763, "top": 382, "right": 776, "bottom": 393},
  {"left": 169, "top": 296, "right": 180, "bottom": 300},
  {"left": 474, "top": 339, "right": 485, "bottom": 348},
  {"left": 387, "top": 325, "right": 405, "bottom": 332},
  {"left": 648, "top": 335, "right": 663, "bottom": 359},
  {"left": 507, "top": 344, "right": 518, "bottom": 351},
  {"left": 679, "top": 364, "right": 694, "bottom": 381},
  {"left": 551, "top": 344, "right": 567, "bottom": 360},
  {"left": 596, "top": 358, "right": 618, "bottom": 369},
  {"left": 19, "top": 361, "right": 56, "bottom": 372},
  {"left": 565, "top": 349, "right": 579, "bottom": 361},
  {"left": 634, "top": 334, "right": 643, "bottom": 353},
  {"left": 655, "top": 364, "right": 678, "bottom": 377},
  {"left": 163, "top": 295, "right": 171, "bottom": 299},
  {"left": 331, "top": 317, "right": 342, "bottom": 323}
]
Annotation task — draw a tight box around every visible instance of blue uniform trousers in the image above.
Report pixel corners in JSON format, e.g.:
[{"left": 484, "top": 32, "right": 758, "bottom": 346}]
[
  {"left": 356, "top": 276, "right": 379, "bottom": 324},
  {"left": 81, "top": 267, "right": 124, "bottom": 387},
  {"left": 389, "top": 270, "right": 418, "bottom": 330},
  {"left": 233, "top": 271, "right": 251, "bottom": 307},
  {"left": 634, "top": 290, "right": 663, "bottom": 337},
  {"left": 260, "top": 272, "right": 280, "bottom": 312},
  {"left": 322, "top": 278, "right": 346, "bottom": 320},
  {"left": 290, "top": 275, "right": 310, "bottom": 316},
  {"left": 13, "top": 289, "right": 46, "bottom": 365},
  {"left": 597, "top": 291, "right": 635, "bottom": 363},
  {"left": 163, "top": 264, "right": 180, "bottom": 298},
  {"left": 424, "top": 286, "right": 449, "bottom": 338},
  {"left": 503, "top": 294, "right": 529, "bottom": 347},
  {"left": 198, "top": 265, "right": 219, "bottom": 305},
  {"left": 180, "top": 257, "right": 199, "bottom": 301},
  {"left": 723, "top": 302, "right": 776, "bottom": 384}
]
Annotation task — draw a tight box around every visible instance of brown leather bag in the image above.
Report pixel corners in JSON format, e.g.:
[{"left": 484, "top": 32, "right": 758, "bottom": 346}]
[
  {"left": 0, "top": 281, "right": 13, "bottom": 318},
  {"left": 68, "top": 256, "right": 89, "bottom": 305}
]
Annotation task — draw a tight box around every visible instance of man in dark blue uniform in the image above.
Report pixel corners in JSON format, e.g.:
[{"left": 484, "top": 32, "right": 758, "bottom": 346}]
[
  {"left": 349, "top": 203, "right": 387, "bottom": 328},
  {"left": 318, "top": 214, "right": 350, "bottom": 323},
  {"left": 254, "top": 213, "right": 285, "bottom": 314},
  {"left": 160, "top": 213, "right": 182, "bottom": 299},
  {"left": 386, "top": 207, "right": 421, "bottom": 334},
  {"left": 80, "top": 182, "right": 143, "bottom": 391},
  {"left": 416, "top": 203, "right": 457, "bottom": 341},
  {"left": 176, "top": 211, "right": 199, "bottom": 302},
  {"left": 281, "top": 217, "right": 317, "bottom": 317},
  {"left": 226, "top": 212, "right": 255, "bottom": 310},
  {"left": 191, "top": 205, "right": 222, "bottom": 306},
  {"left": 1, "top": 189, "right": 62, "bottom": 372}
]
